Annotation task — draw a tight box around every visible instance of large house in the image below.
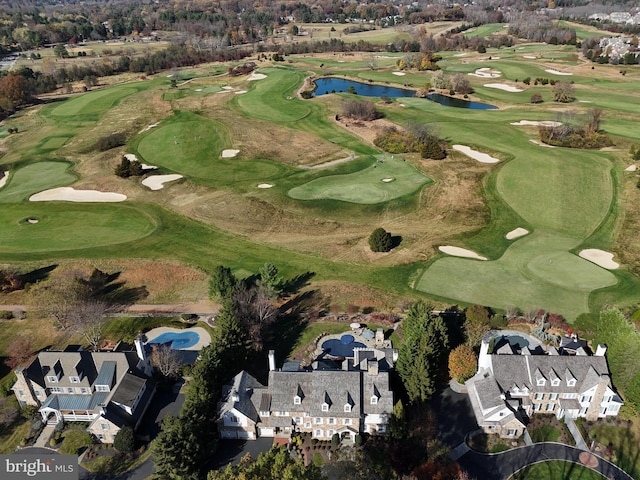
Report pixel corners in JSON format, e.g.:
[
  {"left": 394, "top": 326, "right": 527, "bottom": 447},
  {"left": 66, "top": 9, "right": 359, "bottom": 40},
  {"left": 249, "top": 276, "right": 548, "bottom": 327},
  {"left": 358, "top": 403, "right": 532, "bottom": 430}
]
[
  {"left": 465, "top": 336, "right": 624, "bottom": 438},
  {"left": 12, "top": 337, "right": 154, "bottom": 443},
  {"left": 216, "top": 348, "right": 395, "bottom": 441}
]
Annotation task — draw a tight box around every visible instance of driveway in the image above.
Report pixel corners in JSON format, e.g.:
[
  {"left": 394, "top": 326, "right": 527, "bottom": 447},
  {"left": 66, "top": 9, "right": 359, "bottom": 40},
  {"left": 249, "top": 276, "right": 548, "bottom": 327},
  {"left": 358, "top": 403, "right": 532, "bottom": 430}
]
[
  {"left": 137, "top": 388, "right": 185, "bottom": 440},
  {"left": 206, "top": 437, "right": 274, "bottom": 473},
  {"left": 431, "top": 386, "right": 479, "bottom": 447}
]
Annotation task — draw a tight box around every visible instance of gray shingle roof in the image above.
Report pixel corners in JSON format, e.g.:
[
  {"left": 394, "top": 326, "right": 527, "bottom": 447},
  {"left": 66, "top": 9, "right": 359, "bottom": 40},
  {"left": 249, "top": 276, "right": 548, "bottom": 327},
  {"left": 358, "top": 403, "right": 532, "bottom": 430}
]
[
  {"left": 219, "top": 371, "right": 266, "bottom": 423},
  {"left": 110, "top": 373, "right": 147, "bottom": 407}
]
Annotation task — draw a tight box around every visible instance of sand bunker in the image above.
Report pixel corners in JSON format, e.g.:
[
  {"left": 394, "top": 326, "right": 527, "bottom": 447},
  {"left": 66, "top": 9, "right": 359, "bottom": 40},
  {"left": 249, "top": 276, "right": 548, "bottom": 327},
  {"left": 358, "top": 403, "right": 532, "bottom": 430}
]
[
  {"left": 511, "top": 120, "right": 562, "bottom": 127},
  {"left": 125, "top": 154, "right": 157, "bottom": 170},
  {"left": 222, "top": 86, "right": 235, "bottom": 90},
  {"left": 248, "top": 73, "right": 267, "bottom": 81},
  {"left": 625, "top": 165, "right": 637, "bottom": 172},
  {"left": 484, "top": 83, "right": 523, "bottom": 93},
  {"left": 194, "top": 88, "right": 202, "bottom": 92},
  {"left": 453, "top": 145, "right": 499, "bottom": 164},
  {"left": 30, "top": 187, "right": 127, "bottom": 202},
  {"left": 221, "top": 149, "right": 240, "bottom": 158},
  {"left": 506, "top": 228, "right": 529, "bottom": 240},
  {"left": 529, "top": 139, "right": 555, "bottom": 148},
  {"left": 26, "top": 218, "right": 39, "bottom": 224},
  {"left": 439, "top": 246, "right": 487, "bottom": 261},
  {"left": 454, "top": 53, "right": 467, "bottom": 57},
  {"left": 382, "top": 178, "right": 394, "bottom": 182},
  {"left": 392, "top": 72, "right": 406, "bottom": 76},
  {"left": 468, "top": 68, "right": 501, "bottom": 78},
  {"left": 140, "top": 123, "right": 160, "bottom": 133},
  {"left": 257, "top": 183, "right": 273, "bottom": 189},
  {"left": 0, "top": 171, "right": 8, "bottom": 189},
  {"left": 235, "top": 90, "right": 248, "bottom": 94},
  {"left": 142, "top": 174, "right": 183, "bottom": 191},
  {"left": 523, "top": 55, "right": 537, "bottom": 59},
  {"left": 579, "top": 249, "right": 619, "bottom": 270},
  {"left": 546, "top": 69, "right": 572, "bottom": 76}
]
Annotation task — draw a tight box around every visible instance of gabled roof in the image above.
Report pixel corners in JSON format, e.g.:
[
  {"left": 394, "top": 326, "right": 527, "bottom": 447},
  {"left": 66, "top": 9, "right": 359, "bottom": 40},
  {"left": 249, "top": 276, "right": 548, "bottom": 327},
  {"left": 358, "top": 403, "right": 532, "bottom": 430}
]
[
  {"left": 110, "top": 373, "right": 147, "bottom": 408},
  {"left": 218, "top": 371, "right": 266, "bottom": 424}
]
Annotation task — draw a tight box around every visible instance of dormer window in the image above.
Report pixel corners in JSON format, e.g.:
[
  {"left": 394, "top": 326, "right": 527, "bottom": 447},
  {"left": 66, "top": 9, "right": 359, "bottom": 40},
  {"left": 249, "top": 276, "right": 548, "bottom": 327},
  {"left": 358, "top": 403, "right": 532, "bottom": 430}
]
[
  {"left": 47, "top": 376, "right": 58, "bottom": 383},
  {"left": 537, "top": 378, "right": 546, "bottom": 386},
  {"left": 322, "top": 403, "right": 329, "bottom": 412},
  {"left": 370, "top": 395, "right": 378, "bottom": 405},
  {"left": 568, "top": 379, "right": 576, "bottom": 387},
  {"left": 551, "top": 379, "right": 560, "bottom": 386},
  {"left": 70, "top": 376, "right": 80, "bottom": 383},
  {"left": 294, "top": 396, "right": 301, "bottom": 405},
  {"left": 344, "top": 404, "right": 352, "bottom": 413}
]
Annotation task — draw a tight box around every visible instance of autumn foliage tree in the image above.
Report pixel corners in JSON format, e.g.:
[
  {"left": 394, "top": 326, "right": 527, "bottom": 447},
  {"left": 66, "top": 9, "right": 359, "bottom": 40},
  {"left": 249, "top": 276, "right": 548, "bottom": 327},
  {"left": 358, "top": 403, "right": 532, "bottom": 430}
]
[
  {"left": 448, "top": 344, "right": 477, "bottom": 383},
  {"left": 4, "top": 337, "right": 35, "bottom": 370}
]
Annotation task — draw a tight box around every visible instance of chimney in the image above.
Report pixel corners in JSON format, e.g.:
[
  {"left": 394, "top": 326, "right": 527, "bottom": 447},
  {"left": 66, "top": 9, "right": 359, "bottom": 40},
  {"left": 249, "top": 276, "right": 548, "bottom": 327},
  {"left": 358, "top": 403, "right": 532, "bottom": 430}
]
[
  {"left": 268, "top": 350, "right": 276, "bottom": 371},
  {"left": 367, "top": 360, "right": 379, "bottom": 376},
  {"left": 595, "top": 344, "right": 607, "bottom": 357},
  {"left": 134, "top": 334, "right": 146, "bottom": 362},
  {"left": 478, "top": 339, "right": 492, "bottom": 372}
]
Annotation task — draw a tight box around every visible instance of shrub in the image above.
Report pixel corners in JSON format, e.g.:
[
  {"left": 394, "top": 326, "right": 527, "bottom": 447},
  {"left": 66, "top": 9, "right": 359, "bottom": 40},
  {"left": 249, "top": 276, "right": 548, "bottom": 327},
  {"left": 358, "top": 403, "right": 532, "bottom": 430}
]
[
  {"left": 354, "top": 434, "right": 364, "bottom": 446},
  {"left": 530, "top": 93, "right": 543, "bottom": 104},
  {"left": 114, "top": 426, "right": 135, "bottom": 453},
  {"left": 300, "top": 90, "right": 313, "bottom": 99},
  {"left": 420, "top": 137, "right": 447, "bottom": 160},
  {"left": 95, "top": 133, "right": 126, "bottom": 151},
  {"left": 0, "top": 310, "right": 13, "bottom": 319},
  {"left": 331, "top": 433, "right": 340, "bottom": 447},
  {"left": 114, "top": 157, "right": 144, "bottom": 178},
  {"left": 369, "top": 228, "right": 393, "bottom": 252},
  {"left": 342, "top": 100, "right": 381, "bottom": 121}
]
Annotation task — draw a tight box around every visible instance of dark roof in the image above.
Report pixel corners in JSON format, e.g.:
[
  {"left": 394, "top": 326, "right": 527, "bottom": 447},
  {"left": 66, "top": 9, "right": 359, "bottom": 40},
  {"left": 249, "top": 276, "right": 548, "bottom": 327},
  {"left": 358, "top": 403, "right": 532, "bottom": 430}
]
[
  {"left": 110, "top": 373, "right": 147, "bottom": 408},
  {"left": 218, "top": 371, "right": 266, "bottom": 423}
]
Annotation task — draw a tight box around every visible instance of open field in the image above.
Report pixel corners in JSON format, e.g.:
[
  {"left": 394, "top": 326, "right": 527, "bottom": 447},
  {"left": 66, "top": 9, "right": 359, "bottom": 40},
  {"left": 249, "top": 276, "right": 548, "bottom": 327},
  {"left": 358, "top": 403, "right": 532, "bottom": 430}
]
[{"left": 1, "top": 40, "right": 640, "bottom": 320}]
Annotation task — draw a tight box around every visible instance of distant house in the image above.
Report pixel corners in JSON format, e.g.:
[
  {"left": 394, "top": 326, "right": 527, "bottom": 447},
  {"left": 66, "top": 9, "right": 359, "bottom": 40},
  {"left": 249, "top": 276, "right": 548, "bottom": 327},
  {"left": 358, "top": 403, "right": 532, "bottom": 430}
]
[
  {"left": 12, "top": 338, "right": 154, "bottom": 443},
  {"left": 465, "top": 336, "right": 624, "bottom": 438},
  {"left": 217, "top": 348, "right": 396, "bottom": 441}
]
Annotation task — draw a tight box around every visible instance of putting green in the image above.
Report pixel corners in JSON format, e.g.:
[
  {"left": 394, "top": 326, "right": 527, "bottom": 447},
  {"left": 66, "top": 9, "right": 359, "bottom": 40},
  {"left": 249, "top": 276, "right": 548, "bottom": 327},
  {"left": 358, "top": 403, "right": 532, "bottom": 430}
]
[
  {"left": 0, "top": 203, "right": 156, "bottom": 252},
  {"left": 288, "top": 155, "right": 431, "bottom": 204},
  {"left": 46, "top": 85, "right": 140, "bottom": 123},
  {"left": 234, "top": 67, "right": 311, "bottom": 123},
  {"left": 136, "top": 111, "right": 288, "bottom": 183},
  {"left": 0, "top": 161, "right": 77, "bottom": 203}
]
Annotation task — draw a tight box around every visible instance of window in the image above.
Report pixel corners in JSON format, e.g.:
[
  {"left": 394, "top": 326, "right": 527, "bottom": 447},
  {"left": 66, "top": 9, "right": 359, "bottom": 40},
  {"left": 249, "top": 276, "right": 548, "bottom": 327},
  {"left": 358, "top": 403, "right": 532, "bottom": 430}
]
[
  {"left": 97, "top": 434, "right": 105, "bottom": 440},
  {"left": 609, "top": 404, "right": 620, "bottom": 414},
  {"left": 344, "top": 404, "right": 351, "bottom": 413},
  {"left": 534, "top": 393, "right": 544, "bottom": 400},
  {"left": 507, "top": 429, "right": 516, "bottom": 436},
  {"left": 50, "top": 387, "right": 63, "bottom": 393},
  {"left": 551, "top": 379, "right": 560, "bottom": 386},
  {"left": 378, "top": 425, "right": 386, "bottom": 433},
  {"left": 599, "top": 406, "right": 607, "bottom": 415},
  {"left": 47, "top": 376, "right": 58, "bottom": 383},
  {"left": 580, "top": 395, "right": 592, "bottom": 404},
  {"left": 545, "top": 403, "right": 555, "bottom": 412},
  {"left": 80, "top": 388, "right": 89, "bottom": 394},
  {"left": 328, "top": 418, "right": 335, "bottom": 425},
  {"left": 567, "top": 379, "right": 576, "bottom": 387},
  {"left": 95, "top": 385, "right": 110, "bottom": 392},
  {"left": 603, "top": 396, "right": 612, "bottom": 403},
  {"left": 549, "top": 393, "right": 558, "bottom": 400},
  {"left": 561, "top": 392, "right": 577, "bottom": 399},
  {"left": 315, "top": 429, "right": 322, "bottom": 437},
  {"left": 67, "top": 388, "right": 74, "bottom": 394},
  {"left": 370, "top": 396, "right": 378, "bottom": 405},
  {"left": 343, "top": 418, "right": 351, "bottom": 425},
  {"left": 534, "top": 403, "right": 542, "bottom": 411},
  {"left": 100, "top": 423, "right": 109, "bottom": 431},
  {"left": 579, "top": 407, "right": 588, "bottom": 415},
  {"left": 322, "top": 403, "right": 329, "bottom": 412},
  {"left": 229, "top": 414, "right": 238, "bottom": 423},
  {"left": 294, "top": 396, "right": 301, "bottom": 405},
  {"left": 305, "top": 422, "right": 311, "bottom": 429},
  {"left": 537, "top": 379, "right": 546, "bottom": 386},
  {"left": 69, "top": 376, "right": 80, "bottom": 383},
  {"left": 35, "top": 391, "right": 43, "bottom": 398},
  {"left": 294, "top": 417, "right": 302, "bottom": 424},
  {"left": 314, "top": 417, "right": 322, "bottom": 425},
  {"left": 18, "top": 390, "right": 24, "bottom": 397},
  {"left": 328, "top": 430, "right": 334, "bottom": 437},
  {"left": 499, "top": 412, "right": 505, "bottom": 417}
]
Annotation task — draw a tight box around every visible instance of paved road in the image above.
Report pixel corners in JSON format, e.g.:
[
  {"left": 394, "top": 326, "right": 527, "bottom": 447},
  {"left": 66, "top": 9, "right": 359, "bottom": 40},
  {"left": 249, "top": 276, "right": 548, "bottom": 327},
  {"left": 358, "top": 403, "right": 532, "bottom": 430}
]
[
  {"left": 458, "top": 443, "right": 635, "bottom": 480},
  {"left": 0, "top": 302, "right": 220, "bottom": 315}
]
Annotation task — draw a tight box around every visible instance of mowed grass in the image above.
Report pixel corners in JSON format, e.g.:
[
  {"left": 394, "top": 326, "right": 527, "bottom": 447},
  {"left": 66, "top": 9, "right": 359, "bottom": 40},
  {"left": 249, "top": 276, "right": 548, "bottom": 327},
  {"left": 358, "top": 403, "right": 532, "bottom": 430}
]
[
  {"left": 234, "top": 67, "right": 311, "bottom": 122},
  {"left": 288, "top": 155, "right": 432, "bottom": 204},
  {"left": 0, "top": 203, "right": 157, "bottom": 252},
  {"left": 135, "top": 110, "right": 291, "bottom": 184},
  {"left": 511, "top": 461, "right": 605, "bottom": 480},
  {"left": 0, "top": 161, "right": 77, "bottom": 203}
]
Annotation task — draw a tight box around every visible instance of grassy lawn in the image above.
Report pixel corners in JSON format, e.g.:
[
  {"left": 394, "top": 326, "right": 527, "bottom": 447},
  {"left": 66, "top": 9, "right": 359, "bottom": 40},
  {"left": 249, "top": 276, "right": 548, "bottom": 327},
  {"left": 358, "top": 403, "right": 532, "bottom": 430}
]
[
  {"left": 45, "top": 85, "right": 141, "bottom": 123},
  {"left": 101, "top": 316, "right": 194, "bottom": 343},
  {"left": 288, "top": 154, "right": 432, "bottom": 204},
  {"left": 511, "top": 461, "right": 605, "bottom": 480},
  {"left": 81, "top": 447, "right": 152, "bottom": 475},
  {"left": 588, "top": 424, "right": 640, "bottom": 479},
  {"left": 0, "top": 162, "right": 77, "bottom": 203},
  {"left": 0, "top": 396, "right": 30, "bottom": 453},
  {"left": 529, "top": 424, "right": 561, "bottom": 443}
]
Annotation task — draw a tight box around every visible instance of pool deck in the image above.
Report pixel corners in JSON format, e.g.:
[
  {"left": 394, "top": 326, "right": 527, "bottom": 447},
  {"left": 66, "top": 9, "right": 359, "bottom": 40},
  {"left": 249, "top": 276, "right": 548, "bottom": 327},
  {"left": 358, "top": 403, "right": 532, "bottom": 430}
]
[
  {"left": 313, "top": 329, "right": 392, "bottom": 359},
  {"left": 144, "top": 326, "right": 211, "bottom": 350}
]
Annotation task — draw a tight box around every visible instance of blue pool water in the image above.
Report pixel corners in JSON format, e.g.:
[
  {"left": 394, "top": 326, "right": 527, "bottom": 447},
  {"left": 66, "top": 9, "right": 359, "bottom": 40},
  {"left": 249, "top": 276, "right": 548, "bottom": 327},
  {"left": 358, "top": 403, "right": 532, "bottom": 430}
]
[
  {"left": 322, "top": 338, "right": 366, "bottom": 357},
  {"left": 148, "top": 331, "right": 200, "bottom": 349}
]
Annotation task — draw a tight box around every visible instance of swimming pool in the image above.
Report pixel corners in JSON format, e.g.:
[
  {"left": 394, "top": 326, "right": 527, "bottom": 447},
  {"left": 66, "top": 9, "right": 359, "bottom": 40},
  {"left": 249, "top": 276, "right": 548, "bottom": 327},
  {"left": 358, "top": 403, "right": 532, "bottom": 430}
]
[
  {"left": 147, "top": 331, "right": 200, "bottom": 349},
  {"left": 322, "top": 338, "right": 367, "bottom": 357}
]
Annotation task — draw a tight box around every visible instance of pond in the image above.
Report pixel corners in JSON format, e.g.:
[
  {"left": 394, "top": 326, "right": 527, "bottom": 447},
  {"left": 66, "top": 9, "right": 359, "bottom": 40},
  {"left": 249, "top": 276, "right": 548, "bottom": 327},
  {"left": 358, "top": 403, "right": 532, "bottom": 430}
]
[
  {"left": 312, "top": 77, "right": 498, "bottom": 109},
  {"left": 427, "top": 93, "right": 498, "bottom": 110},
  {"left": 313, "top": 77, "right": 416, "bottom": 98}
]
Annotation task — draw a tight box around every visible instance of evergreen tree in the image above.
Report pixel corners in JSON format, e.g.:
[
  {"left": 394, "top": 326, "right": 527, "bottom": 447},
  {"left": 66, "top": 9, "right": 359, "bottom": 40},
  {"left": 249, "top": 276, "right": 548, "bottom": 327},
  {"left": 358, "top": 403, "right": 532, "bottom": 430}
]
[
  {"left": 208, "top": 447, "right": 322, "bottom": 480},
  {"left": 208, "top": 265, "right": 239, "bottom": 301},
  {"left": 115, "top": 157, "right": 131, "bottom": 178},
  {"left": 113, "top": 426, "right": 135, "bottom": 453},
  {"left": 396, "top": 301, "right": 449, "bottom": 402},
  {"left": 152, "top": 415, "right": 201, "bottom": 480},
  {"left": 368, "top": 227, "right": 393, "bottom": 252},
  {"left": 389, "top": 400, "right": 407, "bottom": 440},
  {"left": 258, "top": 262, "right": 284, "bottom": 298}
]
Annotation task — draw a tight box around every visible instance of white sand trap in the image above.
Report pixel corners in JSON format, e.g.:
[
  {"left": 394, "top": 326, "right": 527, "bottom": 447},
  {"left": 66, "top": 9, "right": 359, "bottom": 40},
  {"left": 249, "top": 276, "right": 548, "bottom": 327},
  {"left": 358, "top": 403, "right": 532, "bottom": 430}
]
[
  {"left": 454, "top": 53, "right": 467, "bottom": 57},
  {"left": 248, "top": 73, "right": 267, "bottom": 81},
  {"left": 579, "top": 100, "right": 592, "bottom": 103},
  {"left": 523, "top": 55, "right": 537, "bottom": 59},
  {"left": 27, "top": 218, "right": 39, "bottom": 224},
  {"left": 511, "top": 120, "right": 562, "bottom": 127},
  {"left": 469, "top": 68, "right": 501, "bottom": 78},
  {"left": 546, "top": 69, "right": 572, "bottom": 76},
  {"left": 139, "top": 122, "right": 160, "bottom": 133},
  {"left": 0, "top": 171, "right": 8, "bottom": 189},
  {"left": 484, "top": 83, "right": 523, "bottom": 92},
  {"left": 625, "top": 165, "right": 637, "bottom": 172},
  {"left": 382, "top": 178, "right": 394, "bottom": 182},
  {"left": 506, "top": 227, "right": 529, "bottom": 240},
  {"left": 579, "top": 249, "right": 619, "bottom": 269},
  {"left": 392, "top": 72, "right": 406, "bottom": 76},
  {"left": 125, "top": 154, "right": 157, "bottom": 170},
  {"left": 235, "top": 90, "right": 248, "bottom": 94},
  {"left": 399, "top": 103, "right": 405, "bottom": 107},
  {"left": 30, "top": 187, "right": 126, "bottom": 202},
  {"left": 221, "top": 149, "right": 240, "bottom": 158},
  {"left": 142, "top": 174, "right": 183, "bottom": 191},
  {"left": 257, "top": 183, "right": 273, "bottom": 189},
  {"left": 453, "top": 145, "right": 499, "bottom": 164},
  {"left": 439, "top": 246, "right": 487, "bottom": 261},
  {"left": 194, "top": 88, "right": 202, "bottom": 92},
  {"left": 529, "top": 139, "right": 556, "bottom": 148}
]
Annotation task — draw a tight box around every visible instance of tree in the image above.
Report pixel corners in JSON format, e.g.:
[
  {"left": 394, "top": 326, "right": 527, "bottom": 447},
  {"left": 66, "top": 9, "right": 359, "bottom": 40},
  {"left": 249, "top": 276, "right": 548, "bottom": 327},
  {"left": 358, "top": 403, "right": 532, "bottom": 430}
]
[
  {"left": 369, "top": 227, "right": 393, "bottom": 252},
  {"left": 258, "top": 263, "right": 284, "bottom": 298},
  {"left": 70, "top": 300, "right": 110, "bottom": 350},
  {"left": 530, "top": 93, "right": 543, "bottom": 104},
  {"left": 448, "top": 344, "right": 477, "bottom": 383},
  {"left": 4, "top": 337, "right": 34, "bottom": 370},
  {"left": 396, "top": 301, "right": 449, "bottom": 402},
  {"left": 420, "top": 137, "right": 446, "bottom": 160},
  {"left": 152, "top": 415, "right": 201, "bottom": 480},
  {"left": 552, "top": 81, "right": 575, "bottom": 103},
  {"left": 431, "top": 70, "right": 450, "bottom": 90},
  {"left": 208, "top": 265, "right": 238, "bottom": 301},
  {"left": 451, "top": 73, "right": 473, "bottom": 94},
  {"left": 113, "top": 426, "right": 135, "bottom": 453},
  {"left": 389, "top": 400, "right": 407, "bottom": 440},
  {"left": 464, "top": 304, "right": 491, "bottom": 347},
  {"left": 54, "top": 44, "right": 69, "bottom": 58},
  {"left": 150, "top": 343, "right": 183, "bottom": 380},
  {"left": 27, "top": 272, "right": 90, "bottom": 329}
]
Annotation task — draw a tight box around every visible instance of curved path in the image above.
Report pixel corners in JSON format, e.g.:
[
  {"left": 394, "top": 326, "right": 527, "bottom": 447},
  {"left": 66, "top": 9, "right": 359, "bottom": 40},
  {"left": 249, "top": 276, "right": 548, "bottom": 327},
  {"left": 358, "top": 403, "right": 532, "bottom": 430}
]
[{"left": 458, "top": 443, "right": 634, "bottom": 480}]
